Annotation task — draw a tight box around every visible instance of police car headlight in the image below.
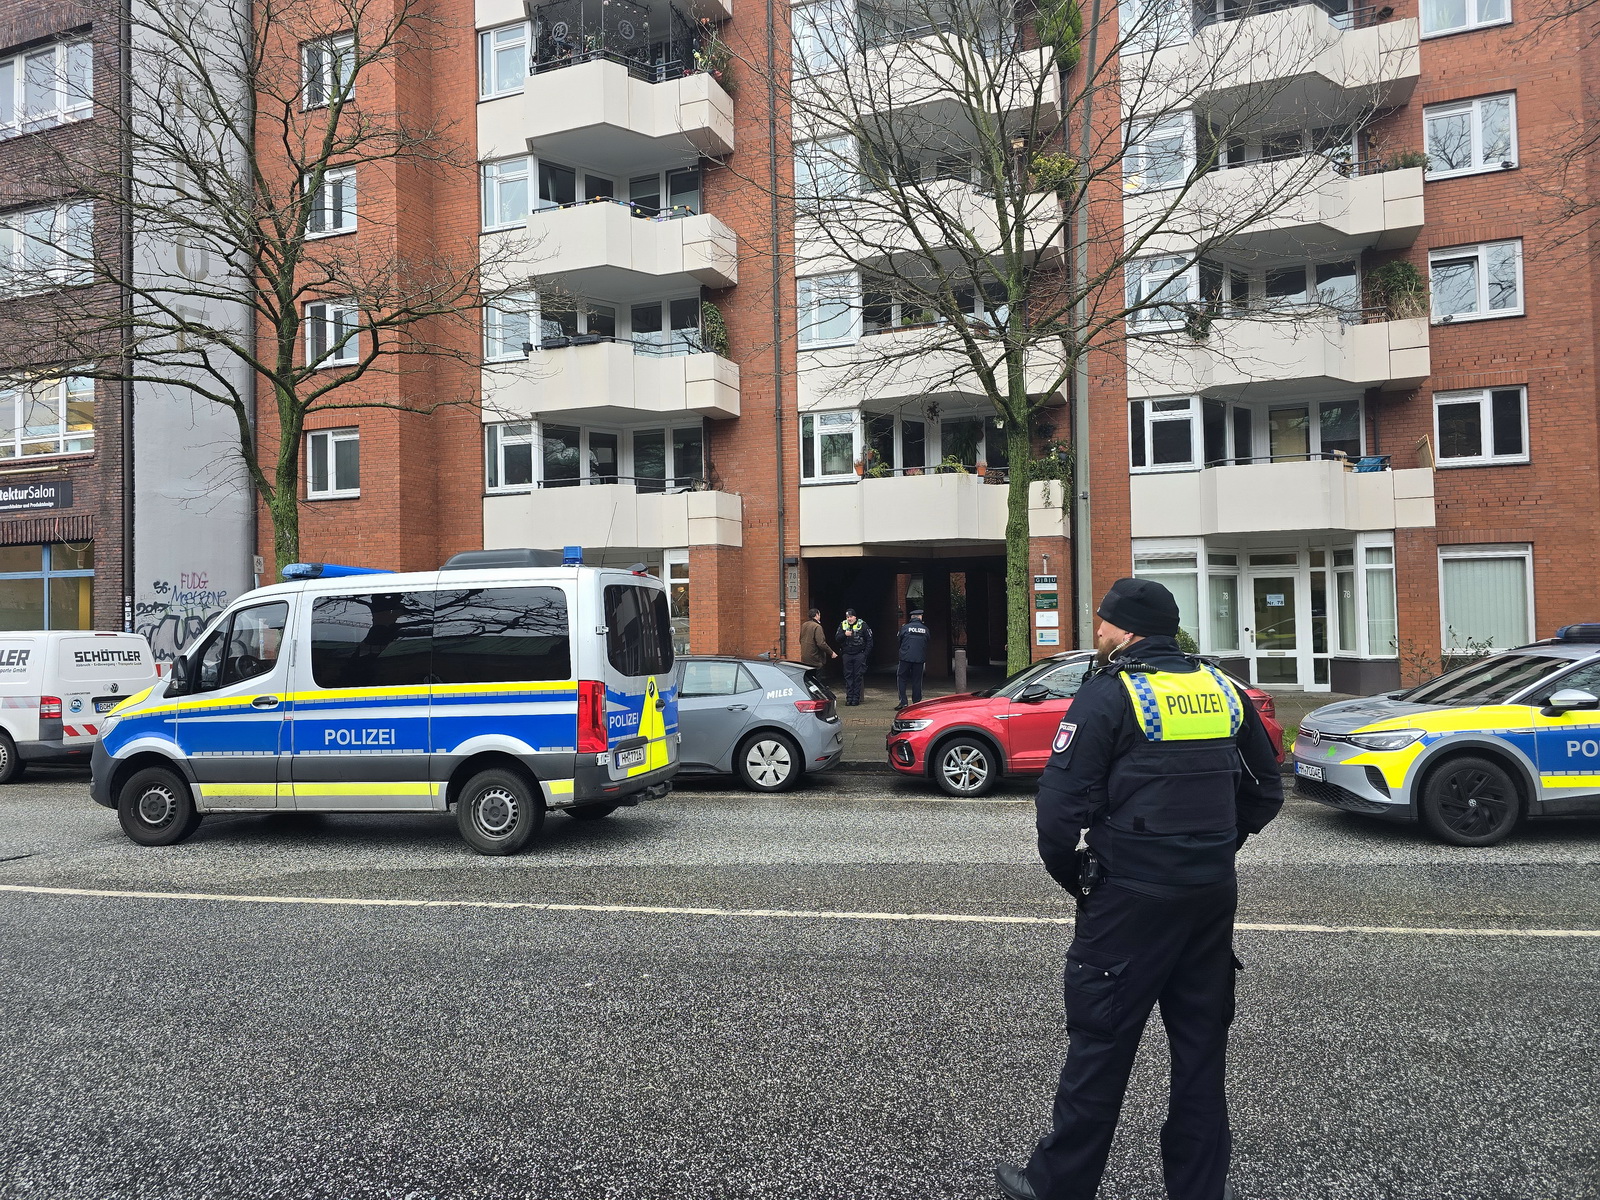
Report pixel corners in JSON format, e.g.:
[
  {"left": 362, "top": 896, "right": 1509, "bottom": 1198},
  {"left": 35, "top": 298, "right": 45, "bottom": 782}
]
[
  {"left": 1347, "top": 728, "right": 1424, "bottom": 752},
  {"left": 891, "top": 718, "right": 932, "bottom": 732}
]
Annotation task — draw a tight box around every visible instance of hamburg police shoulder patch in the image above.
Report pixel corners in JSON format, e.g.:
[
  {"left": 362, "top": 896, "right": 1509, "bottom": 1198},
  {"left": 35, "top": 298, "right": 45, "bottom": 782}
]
[{"left": 1052, "top": 720, "right": 1077, "bottom": 755}]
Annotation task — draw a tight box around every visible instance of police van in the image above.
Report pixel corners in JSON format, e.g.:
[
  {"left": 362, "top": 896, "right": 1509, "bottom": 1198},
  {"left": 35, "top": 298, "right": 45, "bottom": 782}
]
[
  {"left": 0, "top": 631, "right": 157, "bottom": 781},
  {"left": 91, "top": 550, "right": 678, "bottom": 854}
]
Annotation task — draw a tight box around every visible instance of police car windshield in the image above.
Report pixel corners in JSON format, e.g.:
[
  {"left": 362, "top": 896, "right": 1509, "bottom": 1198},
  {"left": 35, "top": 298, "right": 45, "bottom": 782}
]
[{"left": 1401, "top": 654, "right": 1568, "bottom": 706}]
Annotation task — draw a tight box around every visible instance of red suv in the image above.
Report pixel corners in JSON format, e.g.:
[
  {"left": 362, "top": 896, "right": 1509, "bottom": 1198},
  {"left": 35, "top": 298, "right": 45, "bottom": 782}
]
[{"left": 886, "top": 652, "right": 1285, "bottom": 796}]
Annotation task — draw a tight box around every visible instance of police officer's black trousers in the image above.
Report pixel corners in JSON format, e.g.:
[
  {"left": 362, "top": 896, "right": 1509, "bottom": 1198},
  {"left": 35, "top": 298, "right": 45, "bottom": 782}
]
[
  {"left": 896, "top": 660, "right": 924, "bottom": 704},
  {"left": 1027, "top": 877, "right": 1238, "bottom": 1200},
  {"left": 843, "top": 652, "right": 867, "bottom": 704}
]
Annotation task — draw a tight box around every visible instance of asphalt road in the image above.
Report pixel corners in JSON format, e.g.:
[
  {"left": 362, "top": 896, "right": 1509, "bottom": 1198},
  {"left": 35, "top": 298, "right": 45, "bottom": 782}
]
[{"left": 2, "top": 769, "right": 1598, "bottom": 1200}]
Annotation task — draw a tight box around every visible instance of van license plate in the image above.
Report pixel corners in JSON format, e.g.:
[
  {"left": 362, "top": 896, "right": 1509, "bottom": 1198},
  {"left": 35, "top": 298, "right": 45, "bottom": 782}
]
[
  {"left": 94, "top": 699, "right": 118, "bottom": 713},
  {"left": 1295, "top": 762, "right": 1324, "bottom": 782},
  {"left": 615, "top": 747, "right": 646, "bottom": 769}
]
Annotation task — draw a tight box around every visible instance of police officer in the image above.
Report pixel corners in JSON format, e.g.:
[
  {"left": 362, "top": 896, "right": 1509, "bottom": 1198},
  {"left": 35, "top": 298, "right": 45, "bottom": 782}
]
[
  {"left": 836, "top": 608, "right": 874, "bottom": 706},
  {"left": 996, "top": 578, "right": 1282, "bottom": 1200},
  {"left": 895, "top": 607, "right": 929, "bottom": 709}
]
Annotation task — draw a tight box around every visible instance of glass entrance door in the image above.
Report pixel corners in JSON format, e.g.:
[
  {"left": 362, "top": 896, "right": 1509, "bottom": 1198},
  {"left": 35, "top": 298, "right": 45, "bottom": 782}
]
[{"left": 1250, "top": 574, "right": 1300, "bottom": 685}]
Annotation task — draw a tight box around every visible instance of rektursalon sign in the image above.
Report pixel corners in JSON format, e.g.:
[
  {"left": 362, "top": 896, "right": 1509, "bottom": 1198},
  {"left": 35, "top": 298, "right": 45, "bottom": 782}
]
[{"left": 0, "top": 480, "right": 72, "bottom": 513}]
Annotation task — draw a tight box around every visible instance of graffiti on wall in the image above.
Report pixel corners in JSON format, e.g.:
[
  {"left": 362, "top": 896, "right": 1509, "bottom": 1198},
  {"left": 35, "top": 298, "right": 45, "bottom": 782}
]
[{"left": 133, "top": 572, "right": 231, "bottom": 662}]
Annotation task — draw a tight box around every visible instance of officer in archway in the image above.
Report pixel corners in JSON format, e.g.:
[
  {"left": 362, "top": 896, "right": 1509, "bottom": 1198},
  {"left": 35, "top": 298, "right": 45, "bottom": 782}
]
[
  {"left": 996, "top": 578, "right": 1283, "bottom": 1200},
  {"left": 895, "top": 607, "right": 928, "bottom": 710},
  {"left": 836, "top": 608, "right": 874, "bottom": 706}
]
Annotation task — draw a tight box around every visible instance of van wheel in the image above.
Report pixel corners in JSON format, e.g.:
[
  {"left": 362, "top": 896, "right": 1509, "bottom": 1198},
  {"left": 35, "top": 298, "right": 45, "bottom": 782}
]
[
  {"left": 934, "top": 737, "right": 998, "bottom": 798},
  {"left": 117, "top": 766, "right": 202, "bottom": 846},
  {"left": 566, "top": 804, "right": 618, "bottom": 821},
  {"left": 456, "top": 768, "right": 543, "bottom": 855},
  {"left": 735, "top": 732, "right": 800, "bottom": 792},
  {"left": 0, "top": 731, "right": 25, "bottom": 783},
  {"left": 1419, "top": 755, "right": 1521, "bottom": 846}
]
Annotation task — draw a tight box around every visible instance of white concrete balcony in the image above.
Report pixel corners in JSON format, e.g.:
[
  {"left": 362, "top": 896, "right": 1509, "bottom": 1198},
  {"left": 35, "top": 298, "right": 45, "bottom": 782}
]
[
  {"left": 1126, "top": 315, "right": 1429, "bottom": 401},
  {"left": 1129, "top": 459, "right": 1436, "bottom": 538},
  {"left": 1140, "top": 5, "right": 1419, "bottom": 124},
  {"left": 484, "top": 485, "right": 743, "bottom": 550},
  {"left": 799, "top": 474, "right": 1066, "bottom": 550},
  {"left": 520, "top": 201, "right": 737, "bottom": 292},
  {"left": 798, "top": 326, "right": 1066, "bottom": 408},
  {"left": 483, "top": 342, "right": 739, "bottom": 422},
  {"left": 797, "top": 181, "right": 1063, "bottom": 274},
  {"left": 1127, "top": 161, "right": 1423, "bottom": 260}
]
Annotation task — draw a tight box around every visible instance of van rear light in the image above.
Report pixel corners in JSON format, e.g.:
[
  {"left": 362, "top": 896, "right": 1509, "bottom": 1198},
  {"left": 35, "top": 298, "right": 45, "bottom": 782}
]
[
  {"left": 577, "top": 680, "right": 608, "bottom": 754},
  {"left": 40, "top": 696, "right": 61, "bottom": 720},
  {"left": 794, "top": 699, "right": 828, "bottom": 714}
]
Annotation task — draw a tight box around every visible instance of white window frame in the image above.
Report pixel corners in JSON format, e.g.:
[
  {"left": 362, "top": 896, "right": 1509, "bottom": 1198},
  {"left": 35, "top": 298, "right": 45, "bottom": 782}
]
[
  {"left": 795, "top": 136, "right": 858, "bottom": 203},
  {"left": 481, "top": 156, "right": 530, "bottom": 231},
  {"left": 306, "top": 427, "right": 360, "bottom": 499},
  {"left": 1420, "top": 0, "right": 1511, "bottom": 39},
  {"left": 1125, "top": 256, "right": 1195, "bottom": 330},
  {"left": 1437, "top": 543, "right": 1534, "bottom": 654},
  {"left": 1131, "top": 543, "right": 1203, "bottom": 644},
  {"left": 1123, "top": 113, "right": 1194, "bottom": 193},
  {"left": 0, "top": 202, "right": 93, "bottom": 294},
  {"left": 302, "top": 34, "right": 356, "bottom": 109},
  {"left": 1429, "top": 239, "right": 1523, "bottom": 323},
  {"left": 1359, "top": 534, "right": 1398, "bottom": 659},
  {"left": 305, "top": 301, "right": 360, "bottom": 367},
  {"left": 1432, "top": 386, "right": 1529, "bottom": 467},
  {"left": 485, "top": 421, "right": 536, "bottom": 492},
  {"left": 1129, "top": 397, "right": 1200, "bottom": 472},
  {"left": 797, "top": 272, "right": 860, "bottom": 347},
  {"left": 484, "top": 292, "right": 535, "bottom": 361},
  {"left": 1423, "top": 94, "right": 1518, "bottom": 180},
  {"left": 1119, "top": 0, "right": 1192, "bottom": 50},
  {"left": 792, "top": 0, "right": 856, "bottom": 77},
  {"left": 0, "top": 39, "right": 93, "bottom": 138},
  {"left": 478, "top": 22, "right": 529, "bottom": 99},
  {"left": 306, "top": 167, "right": 357, "bottom": 237},
  {"left": 0, "top": 373, "right": 95, "bottom": 459},
  {"left": 800, "top": 409, "right": 862, "bottom": 482}
]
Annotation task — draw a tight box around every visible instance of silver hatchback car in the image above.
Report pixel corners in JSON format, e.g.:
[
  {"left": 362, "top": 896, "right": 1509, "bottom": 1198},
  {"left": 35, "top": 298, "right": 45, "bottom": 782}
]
[{"left": 676, "top": 657, "right": 843, "bottom": 791}]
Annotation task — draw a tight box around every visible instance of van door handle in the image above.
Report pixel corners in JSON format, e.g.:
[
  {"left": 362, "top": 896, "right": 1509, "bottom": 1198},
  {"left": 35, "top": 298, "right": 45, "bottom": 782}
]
[
  {"left": 726, "top": 703, "right": 748, "bottom": 711},
  {"left": 251, "top": 695, "right": 280, "bottom": 710}
]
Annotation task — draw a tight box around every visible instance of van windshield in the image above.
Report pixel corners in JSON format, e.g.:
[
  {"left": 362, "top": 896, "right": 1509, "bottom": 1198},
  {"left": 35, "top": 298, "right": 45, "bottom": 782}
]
[{"left": 604, "top": 584, "right": 673, "bottom": 677}]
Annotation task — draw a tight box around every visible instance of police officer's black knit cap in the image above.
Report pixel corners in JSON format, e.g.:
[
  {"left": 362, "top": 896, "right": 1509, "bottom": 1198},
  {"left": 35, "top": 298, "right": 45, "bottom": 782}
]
[
  {"left": 845, "top": 607, "right": 856, "bottom": 616},
  {"left": 1096, "top": 577, "right": 1180, "bottom": 637}
]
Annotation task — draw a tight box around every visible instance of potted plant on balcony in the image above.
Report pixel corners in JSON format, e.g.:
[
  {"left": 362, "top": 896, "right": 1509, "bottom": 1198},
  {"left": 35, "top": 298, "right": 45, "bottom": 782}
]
[
  {"left": 1366, "top": 260, "right": 1427, "bottom": 321},
  {"left": 700, "top": 300, "right": 729, "bottom": 357},
  {"left": 1385, "top": 149, "right": 1430, "bottom": 172},
  {"left": 694, "top": 20, "right": 732, "bottom": 90}
]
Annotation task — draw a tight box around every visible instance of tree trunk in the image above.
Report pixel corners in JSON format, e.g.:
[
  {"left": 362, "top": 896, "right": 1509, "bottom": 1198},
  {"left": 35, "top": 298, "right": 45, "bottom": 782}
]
[
  {"left": 268, "top": 386, "right": 303, "bottom": 571},
  {"left": 1003, "top": 405, "right": 1035, "bottom": 675}
]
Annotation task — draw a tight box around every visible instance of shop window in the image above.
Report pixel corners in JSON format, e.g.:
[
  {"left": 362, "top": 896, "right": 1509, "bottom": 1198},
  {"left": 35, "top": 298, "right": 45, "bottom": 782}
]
[
  {"left": 0, "top": 375, "right": 94, "bottom": 458},
  {"left": 0, "top": 542, "right": 94, "bottom": 630}
]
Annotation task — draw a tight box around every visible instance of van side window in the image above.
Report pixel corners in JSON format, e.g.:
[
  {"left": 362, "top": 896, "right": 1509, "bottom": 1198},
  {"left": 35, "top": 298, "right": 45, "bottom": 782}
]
[
  {"left": 604, "top": 585, "right": 674, "bottom": 676},
  {"left": 189, "top": 602, "right": 289, "bottom": 694},
  {"left": 310, "top": 593, "right": 434, "bottom": 689},
  {"left": 433, "top": 587, "right": 571, "bottom": 683}
]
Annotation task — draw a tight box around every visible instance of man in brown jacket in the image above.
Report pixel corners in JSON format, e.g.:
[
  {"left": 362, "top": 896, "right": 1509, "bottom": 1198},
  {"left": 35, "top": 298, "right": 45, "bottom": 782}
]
[{"left": 798, "top": 608, "right": 836, "bottom": 669}]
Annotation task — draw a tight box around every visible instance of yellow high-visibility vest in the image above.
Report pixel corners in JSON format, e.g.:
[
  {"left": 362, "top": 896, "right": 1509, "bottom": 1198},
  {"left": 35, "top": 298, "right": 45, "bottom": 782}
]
[{"left": 1118, "top": 664, "right": 1242, "bottom": 742}]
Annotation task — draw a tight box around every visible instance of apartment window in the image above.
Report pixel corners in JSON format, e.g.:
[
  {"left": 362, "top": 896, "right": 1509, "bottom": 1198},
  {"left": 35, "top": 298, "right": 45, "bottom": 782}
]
[
  {"left": 303, "top": 34, "right": 356, "bottom": 108},
  {"left": 798, "top": 273, "right": 859, "bottom": 346},
  {"left": 1124, "top": 114, "right": 1193, "bottom": 193},
  {"left": 1121, "top": 0, "right": 1192, "bottom": 48},
  {"left": 486, "top": 423, "right": 702, "bottom": 492},
  {"left": 1125, "top": 256, "right": 1193, "bottom": 329},
  {"left": 0, "top": 202, "right": 93, "bottom": 293},
  {"left": 305, "top": 301, "right": 360, "bottom": 366},
  {"left": 800, "top": 411, "right": 860, "bottom": 481},
  {"left": 1439, "top": 544, "right": 1532, "bottom": 653},
  {"left": 307, "top": 168, "right": 356, "bottom": 236},
  {"left": 538, "top": 301, "right": 615, "bottom": 346},
  {"left": 0, "top": 542, "right": 95, "bottom": 630},
  {"left": 484, "top": 292, "right": 535, "bottom": 361},
  {"left": 1424, "top": 95, "right": 1516, "bottom": 178},
  {"left": 1129, "top": 398, "right": 1199, "bottom": 471},
  {"left": 1133, "top": 552, "right": 1201, "bottom": 644},
  {"left": 1434, "top": 386, "right": 1527, "bottom": 466},
  {"left": 633, "top": 425, "right": 703, "bottom": 491},
  {"left": 1430, "top": 240, "right": 1522, "bottom": 322},
  {"left": 1421, "top": 0, "right": 1509, "bottom": 37},
  {"left": 481, "top": 157, "right": 529, "bottom": 229},
  {"left": 307, "top": 428, "right": 360, "bottom": 498},
  {"left": 0, "top": 375, "right": 94, "bottom": 459},
  {"left": 631, "top": 298, "right": 703, "bottom": 356},
  {"left": 0, "top": 39, "right": 92, "bottom": 137},
  {"left": 793, "top": 0, "right": 855, "bottom": 75},
  {"left": 479, "top": 23, "right": 529, "bottom": 98},
  {"left": 1132, "top": 397, "right": 1361, "bottom": 470},
  {"left": 796, "top": 137, "right": 858, "bottom": 201},
  {"left": 486, "top": 421, "right": 535, "bottom": 491}
]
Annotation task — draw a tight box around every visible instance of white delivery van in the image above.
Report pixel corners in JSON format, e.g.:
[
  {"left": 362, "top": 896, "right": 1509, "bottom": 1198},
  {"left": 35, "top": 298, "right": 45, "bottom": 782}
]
[
  {"left": 92, "top": 550, "right": 679, "bottom": 854},
  {"left": 0, "top": 631, "right": 158, "bottom": 781}
]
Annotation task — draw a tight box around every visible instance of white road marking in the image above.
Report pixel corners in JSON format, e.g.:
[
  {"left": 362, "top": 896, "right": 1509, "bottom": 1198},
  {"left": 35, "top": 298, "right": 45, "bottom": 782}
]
[{"left": 1, "top": 883, "right": 1597, "bottom": 938}]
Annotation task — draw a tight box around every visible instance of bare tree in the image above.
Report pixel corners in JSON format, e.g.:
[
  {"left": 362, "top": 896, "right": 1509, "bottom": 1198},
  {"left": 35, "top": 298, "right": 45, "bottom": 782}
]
[
  {"left": 2, "top": 0, "right": 524, "bottom": 567},
  {"left": 775, "top": 0, "right": 1420, "bottom": 667}
]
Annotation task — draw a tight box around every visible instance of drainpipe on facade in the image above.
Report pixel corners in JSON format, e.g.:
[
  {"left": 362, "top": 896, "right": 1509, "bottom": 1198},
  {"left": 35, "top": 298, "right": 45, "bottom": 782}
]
[
  {"left": 119, "top": 0, "right": 135, "bottom": 632},
  {"left": 765, "top": 0, "right": 789, "bottom": 658},
  {"left": 1070, "top": 0, "right": 1103, "bottom": 651}
]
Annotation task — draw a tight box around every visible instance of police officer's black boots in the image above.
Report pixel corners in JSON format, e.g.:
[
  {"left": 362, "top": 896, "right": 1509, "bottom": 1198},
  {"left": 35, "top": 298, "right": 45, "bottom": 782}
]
[{"left": 995, "top": 1163, "right": 1236, "bottom": 1199}]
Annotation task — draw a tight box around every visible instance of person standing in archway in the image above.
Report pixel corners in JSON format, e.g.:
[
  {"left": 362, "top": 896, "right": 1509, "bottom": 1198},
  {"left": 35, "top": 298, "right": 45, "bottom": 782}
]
[{"left": 836, "top": 608, "right": 873, "bottom": 706}]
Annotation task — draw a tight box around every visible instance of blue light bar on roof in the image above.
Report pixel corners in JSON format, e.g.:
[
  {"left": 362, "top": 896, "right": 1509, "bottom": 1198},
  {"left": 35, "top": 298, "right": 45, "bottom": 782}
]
[{"left": 281, "top": 562, "right": 395, "bottom": 580}]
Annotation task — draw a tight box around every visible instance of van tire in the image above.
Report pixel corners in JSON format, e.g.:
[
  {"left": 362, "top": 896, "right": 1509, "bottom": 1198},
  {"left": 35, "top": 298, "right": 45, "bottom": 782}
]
[
  {"left": 735, "top": 732, "right": 801, "bottom": 792},
  {"left": 0, "top": 731, "right": 25, "bottom": 783},
  {"left": 456, "top": 768, "right": 543, "bottom": 855},
  {"left": 566, "top": 804, "right": 619, "bottom": 821},
  {"left": 117, "top": 766, "right": 201, "bottom": 846}
]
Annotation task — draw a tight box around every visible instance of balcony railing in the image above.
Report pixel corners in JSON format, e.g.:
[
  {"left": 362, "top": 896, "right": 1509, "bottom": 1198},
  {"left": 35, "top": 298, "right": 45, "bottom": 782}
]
[
  {"left": 533, "top": 195, "right": 702, "bottom": 220},
  {"left": 520, "top": 474, "right": 710, "bottom": 492},
  {"left": 1181, "top": 451, "right": 1394, "bottom": 470},
  {"left": 532, "top": 331, "right": 709, "bottom": 357},
  {"left": 1208, "top": 153, "right": 1402, "bottom": 179},
  {"left": 1195, "top": 0, "right": 1396, "bottom": 31},
  {"left": 529, "top": 0, "right": 703, "bottom": 81}
]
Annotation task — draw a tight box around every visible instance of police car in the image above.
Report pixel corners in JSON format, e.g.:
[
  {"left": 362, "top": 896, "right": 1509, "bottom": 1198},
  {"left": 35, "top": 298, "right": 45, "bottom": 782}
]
[
  {"left": 1294, "top": 625, "right": 1600, "bottom": 845},
  {"left": 91, "top": 549, "right": 678, "bottom": 855}
]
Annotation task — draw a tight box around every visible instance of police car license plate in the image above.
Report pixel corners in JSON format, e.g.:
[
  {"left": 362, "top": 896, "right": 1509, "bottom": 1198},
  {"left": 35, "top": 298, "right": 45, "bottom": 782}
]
[
  {"left": 94, "top": 698, "right": 118, "bottom": 713},
  {"left": 615, "top": 746, "right": 646, "bottom": 769},
  {"left": 1295, "top": 762, "right": 1324, "bottom": 782}
]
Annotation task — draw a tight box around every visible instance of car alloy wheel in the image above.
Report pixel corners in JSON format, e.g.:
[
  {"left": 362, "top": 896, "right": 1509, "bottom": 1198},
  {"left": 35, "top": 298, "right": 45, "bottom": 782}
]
[{"left": 938, "top": 741, "right": 994, "bottom": 796}]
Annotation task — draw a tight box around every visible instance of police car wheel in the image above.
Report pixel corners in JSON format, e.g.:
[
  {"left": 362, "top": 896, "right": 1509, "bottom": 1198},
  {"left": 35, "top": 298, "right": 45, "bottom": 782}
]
[
  {"left": 934, "top": 737, "right": 997, "bottom": 797},
  {"left": 456, "top": 768, "right": 543, "bottom": 855},
  {"left": 566, "top": 804, "right": 619, "bottom": 821},
  {"left": 735, "top": 733, "right": 799, "bottom": 792},
  {"left": 1419, "top": 755, "right": 1522, "bottom": 847},
  {"left": 0, "top": 730, "right": 24, "bottom": 784},
  {"left": 117, "top": 766, "right": 201, "bottom": 847}
]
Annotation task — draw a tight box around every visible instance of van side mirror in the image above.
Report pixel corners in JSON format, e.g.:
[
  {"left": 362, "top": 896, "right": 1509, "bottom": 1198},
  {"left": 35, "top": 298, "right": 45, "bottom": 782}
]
[
  {"left": 166, "top": 655, "right": 190, "bottom": 696},
  {"left": 1015, "top": 682, "right": 1050, "bottom": 704},
  {"left": 1542, "top": 688, "right": 1599, "bottom": 717}
]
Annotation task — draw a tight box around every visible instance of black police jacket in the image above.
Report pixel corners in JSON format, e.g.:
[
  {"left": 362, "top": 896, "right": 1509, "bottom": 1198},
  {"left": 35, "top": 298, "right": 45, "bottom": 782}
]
[
  {"left": 838, "top": 621, "right": 873, "bottom": 655},
  {"left": 897, "top": 621, "right": 928, "bottom": 663},
  {"left": 1034, "top": 636, "right": 1284, "bottom": 889}
]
